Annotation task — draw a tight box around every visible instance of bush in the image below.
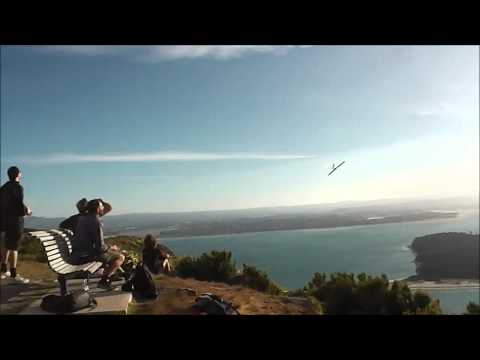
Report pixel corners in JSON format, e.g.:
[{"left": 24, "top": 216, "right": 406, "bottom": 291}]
[
  {"left": 19, "top": 234, "right": 47, "bottom": 263},
  {"left": 240, "top": 264, "right": 282, "bottom": 295},
  {"left": 175, "top": 250, "right": 237, "bottom": 282},
  {"left": 466, "top": 302, "right": 480, "bottom": 315},
  {"left": 306, "top": 272, "right": 442, "bottom": 315}
]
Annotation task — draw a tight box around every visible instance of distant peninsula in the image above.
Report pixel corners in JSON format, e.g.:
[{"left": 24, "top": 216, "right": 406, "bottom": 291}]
[
  {"left": 156, "top": 211, "right": 459, "bottom": 238},
  {"left": 409, "top": 232, "right": 479, "bottom": 280}
]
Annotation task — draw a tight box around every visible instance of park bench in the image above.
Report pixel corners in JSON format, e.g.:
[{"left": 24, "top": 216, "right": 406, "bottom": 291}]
[{"left": 28, "top": 229, "right": 104, "bottom": 295}]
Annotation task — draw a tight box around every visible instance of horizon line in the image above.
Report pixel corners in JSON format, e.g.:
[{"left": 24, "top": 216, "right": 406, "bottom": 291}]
[{"left": 28, "top": 194, "right": 479, "bottom": 219}]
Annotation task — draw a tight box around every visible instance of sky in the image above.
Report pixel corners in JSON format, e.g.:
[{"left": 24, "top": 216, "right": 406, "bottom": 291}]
[{"left": 1, "top": 45, "right": 478, "bottom": 217}]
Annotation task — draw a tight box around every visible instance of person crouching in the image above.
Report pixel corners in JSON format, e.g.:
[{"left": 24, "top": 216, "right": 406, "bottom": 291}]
[{"left": 142, "top": 234, "right": 172, "bottom": 275}]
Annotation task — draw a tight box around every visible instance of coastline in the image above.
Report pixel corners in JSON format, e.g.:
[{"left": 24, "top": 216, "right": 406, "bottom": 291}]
[
  {"left": 128, "top": 212, "right": 462, "bottom": 239},
  {"left": 390, "top": 278, "right": 480, "bottom": 290}
]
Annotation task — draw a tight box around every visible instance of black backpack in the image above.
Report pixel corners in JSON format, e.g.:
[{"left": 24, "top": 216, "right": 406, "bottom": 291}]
[
  {"left": 40, "top": 289, "right": 97, "bottom": 314},
  {"left": 121, "top": 262, "right": 158, "bottom": 300},
  {"left": 193, "top": 293, "right": 240, "bottom": 315}
]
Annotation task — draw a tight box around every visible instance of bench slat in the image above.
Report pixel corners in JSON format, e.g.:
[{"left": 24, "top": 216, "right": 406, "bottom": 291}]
[
  {"left": 45, "top": 244, "right": 60, "bottom": 252},
  {"left": 83, "top": 262, "right": 102, "bottom": 272},
  {"left": 38, "top": 236, "right": 55, "bottom": 242},
  {"left": 88, "top": 262, "right": 103, "bottom": 273},
  {"left": 52, "top": 263, "right": 70, "bottom": 272},
  {"left": 46, "top": 249, "right": 61, "bottom": 257},
  {"left": 57, "top": 265, "right": 78, "bottom": 274},
  {"left": 50, "top": 257, "right": 67, "bottom": 267},
  {"left": 47, "top": 253, "right": 63, "bottom": 261},
  {"left": 42, "top": 240, "right": 58, "bottom": 246},
  {"left": 29, "top": 231, "right": 54, "bottom": 236}
]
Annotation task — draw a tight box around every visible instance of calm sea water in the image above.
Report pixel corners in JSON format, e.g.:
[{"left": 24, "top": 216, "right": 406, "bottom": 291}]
[{"left": 162, "top": 209, "right": 479, "bottom": 314}]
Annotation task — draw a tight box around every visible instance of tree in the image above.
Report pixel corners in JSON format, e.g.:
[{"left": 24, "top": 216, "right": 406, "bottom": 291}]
[
  {"left": 466, "top": 302, "right": 480, "bottom": 315},
  {"left": 412, "top": 291, "right": 432, "bottom": 313}
]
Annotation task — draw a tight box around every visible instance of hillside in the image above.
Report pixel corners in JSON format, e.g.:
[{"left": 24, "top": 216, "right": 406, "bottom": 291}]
[
  {"left": 7, "top": 233, "right": 321, "bottom": 315},
  {"left": 130, "top": 274, "right": 322, "bottom": 315}
]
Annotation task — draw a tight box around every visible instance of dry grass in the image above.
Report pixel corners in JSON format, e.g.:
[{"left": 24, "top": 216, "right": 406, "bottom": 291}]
[
  {"left": 129, "top": 274, "right": 322, "bottom": 315},
  {"left": 16, "top": 259, "right": 57, "bottom": 282}
]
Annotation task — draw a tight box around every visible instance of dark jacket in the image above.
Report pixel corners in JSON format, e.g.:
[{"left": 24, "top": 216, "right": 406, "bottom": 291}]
[
  {"left": 0, "top": 181, "right": 28, "bottom": 230},
  {"left": 71, "top": 214, "right": 109, "bottom": 261},
  {"left": 59, "top": 213, "right": 85, "bottom": 234},
  {"left": 142, "top": 244, "right": 167, "bottom": 274}
]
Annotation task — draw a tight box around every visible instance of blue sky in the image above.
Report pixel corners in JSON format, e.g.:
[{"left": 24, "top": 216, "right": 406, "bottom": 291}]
[{"left": 1, "top": 46, "right": 478, "bottom": 217}]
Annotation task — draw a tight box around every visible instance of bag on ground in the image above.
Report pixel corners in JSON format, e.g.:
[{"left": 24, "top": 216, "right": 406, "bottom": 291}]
[
  {"left": 193, "top": 293, "right": 240, "bottom": 315},
  {"left": 121, "top": 262, "right": 158, "bottom": 300},
  {"left": 40, "top": 289, "right": 97, "bottom": 314}
]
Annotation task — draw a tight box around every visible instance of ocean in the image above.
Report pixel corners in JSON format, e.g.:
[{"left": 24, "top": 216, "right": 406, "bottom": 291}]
[{"left": 162, "top": 209, "right": 479, "bottom": 314}]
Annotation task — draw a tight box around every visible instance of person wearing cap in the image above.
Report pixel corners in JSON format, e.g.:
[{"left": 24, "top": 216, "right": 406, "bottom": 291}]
[
  {"left": 71, "top": 198, "right": 122, "bottom": 290},
  {"left": 0, "top": 166, "right": 32, "bottom": 284},
  {"left": 60, "top": 197, "right": 112, "bottom": 234}
]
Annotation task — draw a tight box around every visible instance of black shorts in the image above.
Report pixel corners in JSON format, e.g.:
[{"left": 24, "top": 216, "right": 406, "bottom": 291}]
[{"left": 1, "top": 219, "right": 24, "bottom": 251}]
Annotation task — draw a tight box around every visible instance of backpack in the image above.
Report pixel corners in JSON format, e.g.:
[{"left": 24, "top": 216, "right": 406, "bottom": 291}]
[
  {"left": 121, "top": 262, "right": 158, "bottom": 300},
  {"left": 193, "top": 293, "right": 240, "bottom": 315},
  {"left": 40, "top": 289, "right": 97, "bottom": 314}
]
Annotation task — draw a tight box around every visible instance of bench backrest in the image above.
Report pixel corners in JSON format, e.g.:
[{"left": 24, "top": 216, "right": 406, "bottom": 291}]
[{"left": 28, "top": 230, "right": 103, "bottom": 276}]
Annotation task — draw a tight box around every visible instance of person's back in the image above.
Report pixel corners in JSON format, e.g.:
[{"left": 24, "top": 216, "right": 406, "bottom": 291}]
[
  {"left": 142, "top": 234, "right": 171, "bottom": 274},
  {"left": 59, "top": 213, "right": 82, "bottom": 234},
  {"left": 142, "top": 244, "right": 165, "bottom": 274},
  {"left": 59, "top": 198, "right": 88, "bottom": 234},
  {"left": 0, "top": 181, "right": 28, "bottom": 225},
  {"left": 72, "top": 213, "right": 104, "bottom": 262}
]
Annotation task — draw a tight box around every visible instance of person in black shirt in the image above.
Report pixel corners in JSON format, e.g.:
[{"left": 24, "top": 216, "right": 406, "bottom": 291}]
[
  {"left": 142, "top": 234, "right": 172, "bottom": 274},
  {"left": 59, "top": 198, "right": 89, "bottom": 234},
  {"left": 0, "top": 166, "right": 32, "bottom": 283}
]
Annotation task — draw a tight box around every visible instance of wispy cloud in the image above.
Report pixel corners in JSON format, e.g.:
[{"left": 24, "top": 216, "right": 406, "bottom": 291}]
[
  {"left": 14, "top": 151, "right": 317, "bottom": 165},
  {"left": 35, "top": 45, "right": 311, "bottom": 62},
  {"left": 414, "top": 103, "right": 451, "bottom": 117}
]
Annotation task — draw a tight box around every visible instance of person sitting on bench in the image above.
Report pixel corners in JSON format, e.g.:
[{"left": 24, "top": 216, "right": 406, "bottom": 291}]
[
  {"left": 71, "top": 198, "right": 124, "bottom": 290},
  {"left": 59, "top": 198, "right": 89, "bottom": 234},
  {"left": 142, "top": 234, "right": 172, "bottom": 275}
]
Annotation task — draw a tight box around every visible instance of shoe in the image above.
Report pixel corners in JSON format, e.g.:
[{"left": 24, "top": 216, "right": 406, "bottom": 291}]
[
  {"left": 1, "top": 271, "right": 11, "bottom": 280},
  {"left": 97, "top": 278, "right": 115, "bottom": 291},
  {"left": 9, "top": 275, "right": 30, "bottom": 284}
]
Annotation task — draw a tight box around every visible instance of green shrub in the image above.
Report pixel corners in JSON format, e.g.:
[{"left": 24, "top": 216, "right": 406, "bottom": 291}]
[
  {"left": 240, "top": 264, "right": 282, "bottom": 295},
  {"left": 306, "top": 272, "right": 442, "bottom": 315},
  {"left": 175, "top": 250, "right": 237, "bottom": 282},
  {"left": 19, "top": 234, "right": 47, "bottom": 263},
  {"left": 466, "top": 302, "right": 480, "bottom": 315}
]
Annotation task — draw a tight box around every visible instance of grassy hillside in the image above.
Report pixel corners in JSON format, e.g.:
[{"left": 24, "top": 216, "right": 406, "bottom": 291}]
[{"left": 13, "top": 231, "right": 445, "bottom": 315}]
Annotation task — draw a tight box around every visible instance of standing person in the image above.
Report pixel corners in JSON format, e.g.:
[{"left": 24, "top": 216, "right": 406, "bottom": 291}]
[
  {"left": 71, "top": 198, "right": 123, "bottom": 290},
  {"left": 0, "top": 166, "right": 32, "bottom": 283},
  {"left": 59, "top": 198, "right": 89, "bottom": 234}
]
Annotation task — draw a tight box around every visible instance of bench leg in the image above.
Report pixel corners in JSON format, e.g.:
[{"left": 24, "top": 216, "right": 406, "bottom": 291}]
[
  {"left": 58, "top": 275, "right": 68, "bottom": 296},
  {"left": 83, "top": 273, "right": 92, "bottom": 292}
]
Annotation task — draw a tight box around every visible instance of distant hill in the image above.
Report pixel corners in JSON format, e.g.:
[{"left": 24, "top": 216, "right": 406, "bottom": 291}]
[
  {"left": 410, "top": 232, "right": 480, "bottom": 280},
  {"left": 25, "top": 195, "right": 477, "bottom": 237}
]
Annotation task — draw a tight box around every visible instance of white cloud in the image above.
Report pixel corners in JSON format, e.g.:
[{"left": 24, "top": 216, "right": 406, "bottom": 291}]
[
  {"left": 15, "top": 151, "right": 317, "bottom": 165},
  {"left": 35, "top": 45, "right": 311, "bottom": 62},
  {"left": 414, "top": 103, "right": 451, "bottom": 117}
]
